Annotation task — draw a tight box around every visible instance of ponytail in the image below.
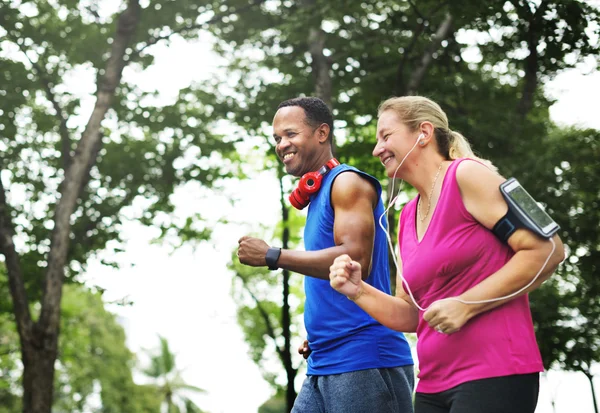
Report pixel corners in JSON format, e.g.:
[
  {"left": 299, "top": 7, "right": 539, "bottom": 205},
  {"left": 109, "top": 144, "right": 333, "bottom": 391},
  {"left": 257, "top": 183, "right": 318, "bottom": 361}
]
[
  {"left": 449, "top": 130, "right": 497, "bottom": 172},
  {"left": 379, "top": 96, "right": 497, "bottom": 171}
]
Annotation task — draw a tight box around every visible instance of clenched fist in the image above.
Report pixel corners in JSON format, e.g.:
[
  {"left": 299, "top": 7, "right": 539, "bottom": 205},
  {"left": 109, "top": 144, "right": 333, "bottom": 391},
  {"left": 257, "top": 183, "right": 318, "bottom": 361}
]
[
  {"left": 237, "top": 236, "right": 270, "bottom": 267},
  {"left": 329, "top": 254, "right": 363, "bottom": 300}
]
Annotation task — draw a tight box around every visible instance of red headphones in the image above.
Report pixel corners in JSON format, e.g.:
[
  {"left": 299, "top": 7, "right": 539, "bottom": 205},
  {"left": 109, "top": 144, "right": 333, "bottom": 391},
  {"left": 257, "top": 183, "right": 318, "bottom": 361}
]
[{"left": 289, "top": 158, "right": 340, "bottom": 210}]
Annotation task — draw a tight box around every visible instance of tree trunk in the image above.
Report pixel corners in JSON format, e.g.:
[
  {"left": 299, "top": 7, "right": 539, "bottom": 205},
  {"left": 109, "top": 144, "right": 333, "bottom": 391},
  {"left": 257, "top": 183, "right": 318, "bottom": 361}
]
[
  {"left": 511, "top": 0, "right": 548, "bottom": 135},
  {"left": 283, "top": 265, "right": 297, "bottom": 413},
  {"left": 1, "top": 2, "right": 142, "bottom": 412},
  {"left": 386, "top": 12, "right": 454, "bottom": 284},
  {"left": 21, "top": 338, "right": 57, "bottom": 413},
  {"left": 309, "top": 25, "right": 332, "bottom": 110},
  {"left": 517, "top": 31, "right": 538, "bottom": 118},
  {"left": 279, "top": 169, "right": 297, "bottom": 412},
  {"left": 303, "top": 0, "right": 331, "bottom": 108},
  {"left": 166, "top": 391, "right": 176, "bottom": 413},
  {"left": 303, "top": 0, "right": 333, "bottom": 154},
  {"left": 584, "top": 371, "right": 599, "bottom": 413},
  {"left": 405, "top": 13, "right": 454, "bottom": 96}
]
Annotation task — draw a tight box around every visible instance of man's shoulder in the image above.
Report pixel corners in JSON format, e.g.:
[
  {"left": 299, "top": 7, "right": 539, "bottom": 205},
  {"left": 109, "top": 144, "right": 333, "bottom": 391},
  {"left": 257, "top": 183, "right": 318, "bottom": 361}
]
[
  {"left": 330, "top": 168, "right": 380, "bottom": 210},
  {"left": 331, "top": 166, "right": 381, "bottom": 194}
]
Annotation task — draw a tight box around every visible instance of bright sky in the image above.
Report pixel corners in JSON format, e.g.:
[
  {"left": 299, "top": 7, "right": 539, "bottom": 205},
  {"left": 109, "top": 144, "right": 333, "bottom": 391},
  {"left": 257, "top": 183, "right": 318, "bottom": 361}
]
[{"left": 73, "top": 22, "right": 600, "bottom": 413}]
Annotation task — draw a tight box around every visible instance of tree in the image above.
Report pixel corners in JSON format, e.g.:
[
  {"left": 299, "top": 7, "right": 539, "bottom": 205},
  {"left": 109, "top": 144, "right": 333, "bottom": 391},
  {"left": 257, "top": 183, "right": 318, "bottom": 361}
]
[
  {"left": 56, "top": 285, "right": 163, "bottom": 413},
  {"left": 1, "top": 1, "right": 141, "bottom": 409},
  {"left": 0, "top": 305, "right": 20, "bottom": 413},
  {"left": 206, "top": 0, "right": 600, "bottom": 408},
  {"left": 530, "top": 127, "right": 600, "bottom": 413},
  {"left": 258, "top": 392, "right": 287, "bottom": 413},
  {"left": 141, "top": 336, "right": 206, "bottom": 413},
  {"left": 0, "top": 265, "right": 161, "bottom": 413},
  {"left": 207, "top": 0, "right": 599, "bottom": 270},
  {"left": 0, "top": 0, "right": 255, "bottom": 410}
]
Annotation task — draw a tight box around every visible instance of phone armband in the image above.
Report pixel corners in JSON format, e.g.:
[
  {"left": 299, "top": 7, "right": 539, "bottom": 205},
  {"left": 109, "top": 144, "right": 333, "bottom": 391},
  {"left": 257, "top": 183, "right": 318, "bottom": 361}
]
[{"left": 493, "top": 178, "right": 559, "bottom": 243}]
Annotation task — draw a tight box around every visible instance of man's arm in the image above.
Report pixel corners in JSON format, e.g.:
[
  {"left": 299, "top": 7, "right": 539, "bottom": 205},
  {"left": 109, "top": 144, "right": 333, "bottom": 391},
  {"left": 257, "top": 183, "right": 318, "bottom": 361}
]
[
  {"left": 238, "top": 172, "right": 378, "bottom": 280},
  {"left": 278, "top": 171, "right": 377, "bottom": 280}
]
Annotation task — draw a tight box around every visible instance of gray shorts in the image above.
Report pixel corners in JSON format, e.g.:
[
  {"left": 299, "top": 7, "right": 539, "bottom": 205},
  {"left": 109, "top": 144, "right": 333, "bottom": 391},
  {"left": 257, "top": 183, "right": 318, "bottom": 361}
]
[{"left": 292, "top": 365, "right": 415, "bottom": 413}]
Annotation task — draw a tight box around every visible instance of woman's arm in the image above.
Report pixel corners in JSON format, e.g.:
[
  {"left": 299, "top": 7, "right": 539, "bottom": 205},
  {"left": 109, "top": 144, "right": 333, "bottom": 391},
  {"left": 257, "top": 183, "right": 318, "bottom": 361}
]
[
  {"left": 330, "top": 255, "right": 419, "bottom": 333},
  {"left": 423, "top": 160, "right": 565, "bottom": 334}
]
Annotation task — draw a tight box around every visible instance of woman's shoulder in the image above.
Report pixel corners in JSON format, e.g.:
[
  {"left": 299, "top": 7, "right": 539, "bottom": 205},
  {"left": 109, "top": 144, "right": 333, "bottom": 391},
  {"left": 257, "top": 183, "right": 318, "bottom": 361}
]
[
  {"left": 455, "top": 158, "right": 503, "bottom": 187},
  {"left": 454, "top": 158, "right": 509, "bottom": 230}
]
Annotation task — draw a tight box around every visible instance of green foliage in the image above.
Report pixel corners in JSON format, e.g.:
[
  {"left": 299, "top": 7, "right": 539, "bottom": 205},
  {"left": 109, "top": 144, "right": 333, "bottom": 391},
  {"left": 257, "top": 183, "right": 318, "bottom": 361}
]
[
  {"left": 229, "top": 241, "right": 305, "bottom": 386},
  {"left": 207, "top": 0, "right": 600, "bottom": 400},
  {"left": 529, "top": 128, "right": 600, "bottom": 373},
  {"left": 142, "top": 335, "right": 206, "bottom": 413},
  {"left": 55, "top": 285, "right": 154, "bottom": 413},
  {"left": 228, "top": 164, "right": 306, "bottom": 392},
  {"left": 0, "top": 265, "right": 160, "bottom": 413},
  {"left": 258, "top": 392, "right": 287, "bottom": 413},
  {"left": 1, "top": 1, "right": 241, "bottom": 407},
  {"left": 464, "top": 0, "right": 599, "bottom": 77},
  {"left": 204, "top": 0, "right": 599, "bottom": 222},
  {"left": 0, "top": 308, "right": 20, "bottom": 413},
  {"left": 0, "top": 0, "right": 238, "bottom": 290}
]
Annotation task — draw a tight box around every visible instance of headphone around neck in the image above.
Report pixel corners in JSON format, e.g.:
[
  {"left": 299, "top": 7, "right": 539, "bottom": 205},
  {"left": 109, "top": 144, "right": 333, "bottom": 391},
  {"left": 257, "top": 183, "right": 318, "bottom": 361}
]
[{"left": 289, "top": 158, "right": 340, "bottom": 210}]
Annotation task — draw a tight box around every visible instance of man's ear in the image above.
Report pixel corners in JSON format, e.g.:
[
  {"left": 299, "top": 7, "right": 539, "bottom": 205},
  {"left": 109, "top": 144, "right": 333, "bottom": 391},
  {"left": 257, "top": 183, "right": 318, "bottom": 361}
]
[{"left": 317, "top": 123, "right": 330, "bottom": 144}]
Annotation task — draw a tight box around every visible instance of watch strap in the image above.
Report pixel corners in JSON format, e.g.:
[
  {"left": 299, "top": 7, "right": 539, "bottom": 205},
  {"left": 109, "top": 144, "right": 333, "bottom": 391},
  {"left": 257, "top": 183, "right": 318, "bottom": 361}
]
[{"left": 265, "top": 247, "right": 282, "bottom": 270}]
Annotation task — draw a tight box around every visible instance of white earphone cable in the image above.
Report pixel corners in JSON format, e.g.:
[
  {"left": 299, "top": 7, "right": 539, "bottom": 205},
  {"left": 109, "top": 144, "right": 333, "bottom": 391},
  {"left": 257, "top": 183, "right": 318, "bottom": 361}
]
[{"left": 377, "top": 137, "right": 555, "bottom": 312}]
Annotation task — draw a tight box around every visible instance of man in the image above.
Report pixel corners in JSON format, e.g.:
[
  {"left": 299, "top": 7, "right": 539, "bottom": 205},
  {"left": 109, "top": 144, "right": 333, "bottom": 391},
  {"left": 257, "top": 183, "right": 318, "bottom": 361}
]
[{"left": 238, "top": 97, "right": 414, "bottom": 413}]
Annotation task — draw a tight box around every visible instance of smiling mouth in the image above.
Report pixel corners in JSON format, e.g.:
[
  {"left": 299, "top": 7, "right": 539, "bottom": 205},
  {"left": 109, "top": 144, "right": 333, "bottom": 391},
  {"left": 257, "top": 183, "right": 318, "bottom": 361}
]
[
  {"left": 283, "top": 153, "right": 296, "bottom": 162},
  {"left": 382, "top": 155, "right": 394, "bottom": 165}
]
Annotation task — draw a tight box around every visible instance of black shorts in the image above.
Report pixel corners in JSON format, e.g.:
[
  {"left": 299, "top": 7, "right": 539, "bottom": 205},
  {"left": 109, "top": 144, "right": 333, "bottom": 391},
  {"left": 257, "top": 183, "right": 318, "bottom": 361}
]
[{"left": 415, "top": 373, "right": 539, "bottom": 413}]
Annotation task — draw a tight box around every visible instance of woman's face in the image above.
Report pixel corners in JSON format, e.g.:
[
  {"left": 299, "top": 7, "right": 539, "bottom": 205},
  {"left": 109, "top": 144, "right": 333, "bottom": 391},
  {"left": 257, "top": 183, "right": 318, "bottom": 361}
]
[{"left": 373, "top": 110, "right": 420, "bottom": 177}]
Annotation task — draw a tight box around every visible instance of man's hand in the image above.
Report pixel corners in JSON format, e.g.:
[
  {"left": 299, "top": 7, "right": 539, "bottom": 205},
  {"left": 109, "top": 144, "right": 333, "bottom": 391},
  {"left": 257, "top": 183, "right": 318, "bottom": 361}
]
[
  {"left": 329, "top": 254, "right": 363, "bottom": 300},
  {"left": 297, "top": 339, "right": 311, "bottom": 360},
  {"left": 423, "top": 298, "right": 471, "bottom": 335},
  {"left": 238, "top": 236, "right": 270, "bottom": 267}
]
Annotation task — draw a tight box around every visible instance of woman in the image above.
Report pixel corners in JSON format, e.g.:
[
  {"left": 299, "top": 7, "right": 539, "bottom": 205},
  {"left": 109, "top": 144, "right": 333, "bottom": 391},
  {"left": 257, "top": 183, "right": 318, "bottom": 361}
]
[{"left": 329, "top": 96, "right": 565, "bottom": 413}]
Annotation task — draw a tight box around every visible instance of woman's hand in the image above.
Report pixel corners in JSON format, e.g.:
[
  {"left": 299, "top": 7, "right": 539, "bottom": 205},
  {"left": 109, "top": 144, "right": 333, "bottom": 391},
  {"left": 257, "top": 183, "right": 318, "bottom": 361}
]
[
  {"left": 329, "top": 254, "right": 363, "bottom": 300},
  {"left": 423, "top": 298, "right": 471, "bottom": 334}
]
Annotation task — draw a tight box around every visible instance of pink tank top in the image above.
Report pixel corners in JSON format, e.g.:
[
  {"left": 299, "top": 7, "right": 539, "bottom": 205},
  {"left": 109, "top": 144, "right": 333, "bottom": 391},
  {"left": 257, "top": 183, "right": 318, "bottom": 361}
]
[{"left": 398, "top": 158, "right": 544, "bottom": 393}]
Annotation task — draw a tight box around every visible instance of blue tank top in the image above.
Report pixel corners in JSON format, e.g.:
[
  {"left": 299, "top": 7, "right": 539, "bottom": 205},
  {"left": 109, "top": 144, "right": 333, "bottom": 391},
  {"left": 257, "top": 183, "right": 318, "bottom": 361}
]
[{"left": 303, "top": 164, "right": 414, "bottom": 375}]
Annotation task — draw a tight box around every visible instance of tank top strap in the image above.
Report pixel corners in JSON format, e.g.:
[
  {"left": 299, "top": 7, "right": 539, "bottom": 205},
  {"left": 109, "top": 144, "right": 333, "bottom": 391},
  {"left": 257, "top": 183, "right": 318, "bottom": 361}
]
[{"left": 443, "top": 158, "right": 487, "bottom": 225}]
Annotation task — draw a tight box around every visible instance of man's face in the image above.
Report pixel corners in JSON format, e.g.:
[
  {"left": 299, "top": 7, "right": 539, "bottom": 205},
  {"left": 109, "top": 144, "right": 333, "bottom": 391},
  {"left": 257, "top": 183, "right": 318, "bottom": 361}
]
[{"left": 272, "top": 106, "right": 323, "bottom": 177}]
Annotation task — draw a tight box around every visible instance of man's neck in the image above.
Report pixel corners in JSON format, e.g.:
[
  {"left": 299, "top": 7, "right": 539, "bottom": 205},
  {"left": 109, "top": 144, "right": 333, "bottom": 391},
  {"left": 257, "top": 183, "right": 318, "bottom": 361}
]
[{"left": 310, "top": 151, "right": 335, "bottom": 173}]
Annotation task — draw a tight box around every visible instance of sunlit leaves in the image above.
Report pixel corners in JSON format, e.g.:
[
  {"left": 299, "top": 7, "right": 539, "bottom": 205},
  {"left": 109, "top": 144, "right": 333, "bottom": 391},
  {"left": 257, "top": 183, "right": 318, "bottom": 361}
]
[{"left": 0, "top": 0, "right": 239, "bottom": 281}]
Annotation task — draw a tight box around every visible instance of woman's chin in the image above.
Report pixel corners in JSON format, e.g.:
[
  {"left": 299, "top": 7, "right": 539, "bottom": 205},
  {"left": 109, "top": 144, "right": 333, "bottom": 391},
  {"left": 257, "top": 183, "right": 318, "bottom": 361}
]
[
  {"left": 384, "top": 165, "right": 397, "bottom": 178},
  {"left": 387, "top": 167, "right": 403, "bottom": 179}
]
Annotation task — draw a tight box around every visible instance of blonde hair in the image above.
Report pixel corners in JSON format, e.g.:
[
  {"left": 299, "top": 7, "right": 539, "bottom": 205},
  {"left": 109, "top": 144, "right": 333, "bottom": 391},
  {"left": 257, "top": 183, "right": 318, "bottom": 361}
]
[{"left": 378, "top": 96, "right": 496, "bottom": 171}]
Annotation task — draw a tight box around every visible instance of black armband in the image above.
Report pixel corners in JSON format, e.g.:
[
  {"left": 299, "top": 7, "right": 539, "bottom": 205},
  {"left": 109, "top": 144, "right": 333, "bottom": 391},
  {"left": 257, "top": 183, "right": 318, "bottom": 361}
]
[{"left": 492, "top": 208, "right": 519, "bottom": 243}]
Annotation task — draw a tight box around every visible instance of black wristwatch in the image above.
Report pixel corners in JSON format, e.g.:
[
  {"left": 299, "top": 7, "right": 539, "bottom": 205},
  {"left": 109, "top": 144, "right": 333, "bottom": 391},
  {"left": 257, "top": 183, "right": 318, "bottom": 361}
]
[{"left": 265, "top": 247, "right": 282, "bottom": 270}]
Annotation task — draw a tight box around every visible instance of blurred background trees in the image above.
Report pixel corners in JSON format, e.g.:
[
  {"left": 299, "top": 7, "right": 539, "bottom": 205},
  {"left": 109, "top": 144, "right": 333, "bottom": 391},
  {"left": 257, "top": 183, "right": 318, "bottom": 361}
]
[{"left": 0, "top": 0, "right": 598, "bottom": 412}]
